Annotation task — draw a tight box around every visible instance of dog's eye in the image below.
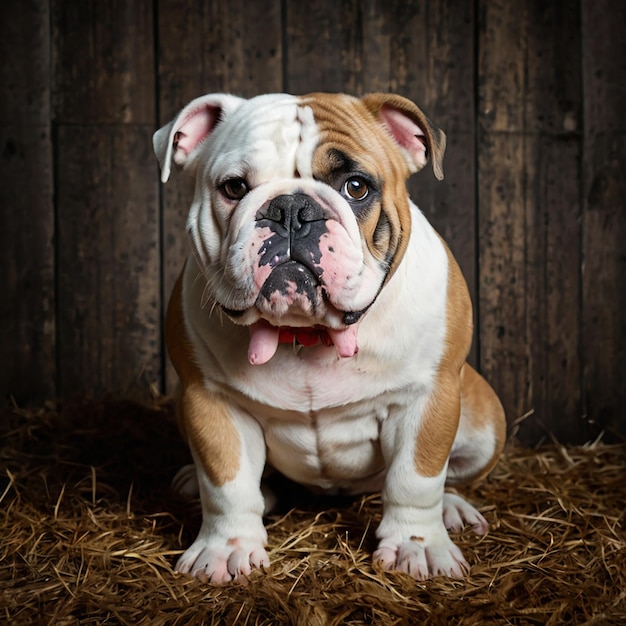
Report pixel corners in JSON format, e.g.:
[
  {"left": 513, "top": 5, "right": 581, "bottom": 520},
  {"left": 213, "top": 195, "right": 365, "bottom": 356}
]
[
  {"left": 221, "top": 178, "right": 249, "bottom": 201},
  {"left": 343, "top": 177, "right": 369, "bottom": 201}
]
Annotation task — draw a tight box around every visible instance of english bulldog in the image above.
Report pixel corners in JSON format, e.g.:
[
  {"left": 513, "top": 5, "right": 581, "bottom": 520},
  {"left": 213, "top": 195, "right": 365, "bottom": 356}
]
[{"left": 153, "top": 92, "right": 506, "bottom": 584}]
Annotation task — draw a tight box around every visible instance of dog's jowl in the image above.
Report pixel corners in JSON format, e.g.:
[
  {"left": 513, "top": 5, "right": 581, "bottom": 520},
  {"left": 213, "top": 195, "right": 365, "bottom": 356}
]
[{"left": 153, "top": 92, "right": 506, "bottom": 584}]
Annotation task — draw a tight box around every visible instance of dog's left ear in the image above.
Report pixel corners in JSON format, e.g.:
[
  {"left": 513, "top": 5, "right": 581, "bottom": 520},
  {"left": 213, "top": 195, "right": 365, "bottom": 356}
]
[
  {"left": 153, "top": 93, "right": 245, "bottom": 183},
  {"left": 361, "top": 93, "right": 446, "bottom": 180}
]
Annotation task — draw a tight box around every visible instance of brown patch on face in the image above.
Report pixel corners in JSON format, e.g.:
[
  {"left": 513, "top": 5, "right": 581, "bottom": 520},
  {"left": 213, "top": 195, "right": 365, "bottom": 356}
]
[
  {"left": 166, "top": 265, "right": 240, "bottom": 487},
  {"left": 414, "top": 243, "right": 473, "bottom": 478},
  {"left": 302, "top": 93, "right": 413, "bottom": 282}
]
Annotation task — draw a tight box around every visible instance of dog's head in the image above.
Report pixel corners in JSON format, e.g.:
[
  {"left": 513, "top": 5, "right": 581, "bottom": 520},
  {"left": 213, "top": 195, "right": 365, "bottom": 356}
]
[{"left": 154, "top": 93, "right": 445, "bottom": 364}]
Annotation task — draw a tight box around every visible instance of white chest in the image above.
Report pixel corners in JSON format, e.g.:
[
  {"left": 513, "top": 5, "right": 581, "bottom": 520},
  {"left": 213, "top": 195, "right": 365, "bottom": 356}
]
[{"left": 214, "top": 343, "right": 424, "bottom": 491}]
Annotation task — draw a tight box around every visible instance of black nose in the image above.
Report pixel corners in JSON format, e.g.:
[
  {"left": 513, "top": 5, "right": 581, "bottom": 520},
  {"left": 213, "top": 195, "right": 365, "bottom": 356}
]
[{"left": 258, "top": 193, "right": 325, "bottom": 238}]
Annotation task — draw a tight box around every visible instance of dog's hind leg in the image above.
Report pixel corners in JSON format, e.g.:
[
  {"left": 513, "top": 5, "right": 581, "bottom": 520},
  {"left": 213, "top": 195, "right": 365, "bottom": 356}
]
[{"left": 446, "top": 363, "right": 506, "bottom": 485}]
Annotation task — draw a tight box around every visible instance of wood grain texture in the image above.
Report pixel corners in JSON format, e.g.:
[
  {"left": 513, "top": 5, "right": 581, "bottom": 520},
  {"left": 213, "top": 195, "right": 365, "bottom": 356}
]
[
  {"left": 0, "top": 0, "right": 55, "bottom": 405},
  {"left": 52, "top": 0, "right": 160, "bottom": 397},
  {"left": 477, "top": 132, "right": 529, "bottom": 427},
  {"left": 581, "top": 0, "right": 626, "bottom": 438},
  {"left": 56, "top": 126, "right": 160, "bottom": 397},
  {"left": 286, "top": 0, "right": 376, "bottom": 94},
  {"left": 158, "top": 0, "right": 282, "bottom": 119},
  {"left": 477, "top": 0, "right": 527, "bottom": 438},
  {"left": 0, "top": 1, "right": 50, "bottom": 125},
  {"left": 0, "top": 126, "right": 56, "bottom": 405},
  {"left": 523, "top": 134, "right": 584, "bottom": 443},
  {"left": 157, "top": 0, "right": 283, "bottom": 391},
  {"left": 478, "top": 0, "right": 584, "bottom": 443},
  {"left": 51, "top": 0, "right": 155, "bottom": 124},
  {"left": 522, "top": 1, "right": 584, "bottom": 443}
]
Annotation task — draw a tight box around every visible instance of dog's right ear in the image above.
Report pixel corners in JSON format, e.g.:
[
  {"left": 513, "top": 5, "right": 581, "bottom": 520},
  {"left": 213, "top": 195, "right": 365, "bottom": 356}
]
[
  {"left": 361, "top": 93, "right": 446, "bottom": 181},
  {"left": 153, "top": 93, "right": 245, "bottom": 183}
]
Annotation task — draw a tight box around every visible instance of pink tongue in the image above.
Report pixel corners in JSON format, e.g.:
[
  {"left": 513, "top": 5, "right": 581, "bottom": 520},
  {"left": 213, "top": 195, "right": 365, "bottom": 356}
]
[
  {"left": 248, "top": 320, "right": 280, "bottom": 365},
  {"left": 327, "top": 325, "right": 360, "bottom": 358},
  {"left": 248, "top": 320, "right": 360, "bottom": 365}
]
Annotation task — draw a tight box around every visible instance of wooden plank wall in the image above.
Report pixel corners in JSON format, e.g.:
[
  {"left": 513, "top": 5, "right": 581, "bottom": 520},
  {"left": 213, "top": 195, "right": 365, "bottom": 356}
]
[
  {"left": 53, "top": 1, "right": 161, "bottom": 399},
  {"left": 478, "top": 1, "right": 585, "bottom": 443},
  {"left": 0, "top": 2, "right": 56, "bottom": 402},
  {"left": 1, "top": 0, "right": 624, "bottom": 445}
]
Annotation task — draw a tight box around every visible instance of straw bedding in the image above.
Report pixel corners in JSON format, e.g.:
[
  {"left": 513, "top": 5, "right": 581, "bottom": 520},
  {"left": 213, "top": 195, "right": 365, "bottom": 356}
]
[{"left": 1, "top": 398, "right": 624, "bottom": 625}]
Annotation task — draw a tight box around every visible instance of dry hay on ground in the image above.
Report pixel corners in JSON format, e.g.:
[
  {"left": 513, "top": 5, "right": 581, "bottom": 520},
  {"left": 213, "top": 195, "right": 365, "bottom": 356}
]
[{"left": 0, "top": 398, "right": 624, "bottom": 625}]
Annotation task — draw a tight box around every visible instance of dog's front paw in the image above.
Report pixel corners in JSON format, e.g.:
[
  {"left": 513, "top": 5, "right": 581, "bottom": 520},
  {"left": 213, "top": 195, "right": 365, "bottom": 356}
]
[
  {"left": 443, "top": 492, "right": 489, "bottom": 535},
  {"left": 373, "top": 531, "right": 469, "bottom": 580},
  {"left": 176, "top": 535, "right": 270, "bottom": 584}
]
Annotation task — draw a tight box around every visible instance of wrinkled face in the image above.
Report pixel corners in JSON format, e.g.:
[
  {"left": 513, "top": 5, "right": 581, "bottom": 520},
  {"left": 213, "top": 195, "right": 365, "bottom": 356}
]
[{"left": 155, "top": 92, "right": 444, "bottom": 363}]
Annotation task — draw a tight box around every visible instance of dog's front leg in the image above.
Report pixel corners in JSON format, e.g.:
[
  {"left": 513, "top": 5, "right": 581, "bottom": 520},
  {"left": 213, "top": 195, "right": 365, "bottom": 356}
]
[
  {"left": 175, "top": 384, "right": 269, "bottom": 584},
  {"left": 374, "top": 384, "right": 469, "bottom": 580}
]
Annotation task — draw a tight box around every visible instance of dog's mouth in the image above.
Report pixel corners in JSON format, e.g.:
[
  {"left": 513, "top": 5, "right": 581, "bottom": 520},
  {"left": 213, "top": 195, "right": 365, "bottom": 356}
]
[{"left": 247, "top": 318, "right": 360, "bottom": 365}]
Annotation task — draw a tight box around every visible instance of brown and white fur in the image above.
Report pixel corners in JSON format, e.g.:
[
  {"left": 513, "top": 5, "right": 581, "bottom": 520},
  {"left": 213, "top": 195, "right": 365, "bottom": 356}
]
[{"left": 153, "top": 92, "right": 506, "bottom": 584}]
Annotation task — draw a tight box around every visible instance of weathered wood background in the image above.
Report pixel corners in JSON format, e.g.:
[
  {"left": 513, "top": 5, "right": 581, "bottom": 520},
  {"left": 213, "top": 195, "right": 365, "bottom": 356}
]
[{"left": 1, "top": 0, "right": 624, "bottom": 445}]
